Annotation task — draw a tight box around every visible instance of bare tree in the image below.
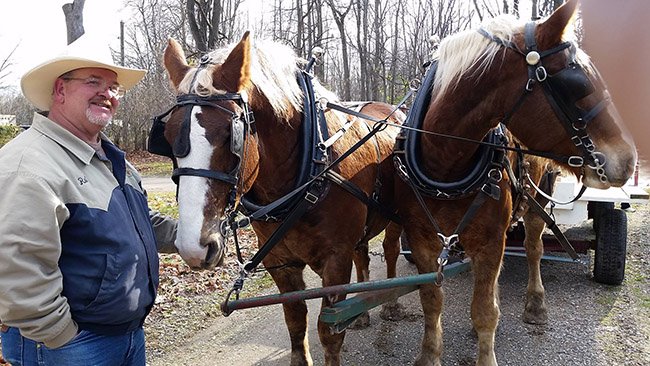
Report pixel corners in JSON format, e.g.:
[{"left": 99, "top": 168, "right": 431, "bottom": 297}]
[
  {"left": 0, "top": 43, "right": 19, "bottom": 90},
  {"left": 62, "top": 0, "right": 86, "bottom": 44},
  {"left": 531, "top": 0, "right": 539, "bottom": 19},
  {"left": 186, "top": 0, "right": 243, "bottom": 53},
  {"left": 326, "top": 0, "right": 353, "bottom": 100}
]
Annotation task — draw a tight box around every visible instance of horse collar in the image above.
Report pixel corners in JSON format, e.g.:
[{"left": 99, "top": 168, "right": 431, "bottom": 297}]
[{"left": 393, "top": 61, "right": 510, "bottom": 201}]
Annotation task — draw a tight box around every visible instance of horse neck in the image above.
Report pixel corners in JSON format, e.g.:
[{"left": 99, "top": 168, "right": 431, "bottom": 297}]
[
  {"left": 248, "top": 102, "right": 303, "bottom": 204},
  {"left": 419, "top": 92, "right": 497, "bottom": 182}
]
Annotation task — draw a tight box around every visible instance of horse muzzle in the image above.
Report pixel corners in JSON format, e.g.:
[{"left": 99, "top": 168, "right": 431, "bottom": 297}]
[{"left": 201, "top": 233, "right": 227, "bottom": 269}]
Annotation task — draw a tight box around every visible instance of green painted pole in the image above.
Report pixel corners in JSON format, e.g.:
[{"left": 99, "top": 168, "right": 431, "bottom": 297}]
[{"left": 221, "top": 260, "right": 471, "bottom": 316}]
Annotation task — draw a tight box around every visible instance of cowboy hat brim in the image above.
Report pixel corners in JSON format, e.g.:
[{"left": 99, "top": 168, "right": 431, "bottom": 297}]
[{"left": 21, "top": 56, "right": 146, "bottom": 111}]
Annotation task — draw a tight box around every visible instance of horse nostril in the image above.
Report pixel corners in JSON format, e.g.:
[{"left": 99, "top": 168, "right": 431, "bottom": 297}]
[{"left": 202, "top": 238, "right": 226, "bottom": 268}]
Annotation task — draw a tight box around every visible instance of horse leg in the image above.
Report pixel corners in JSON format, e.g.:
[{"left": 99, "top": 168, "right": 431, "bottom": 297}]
[
  {"left": 407, "top": 231, "right": 444, "bottom": 366},
  {"left": 521, "top": 212, "right": 548, "bottom": 324},
  {"left": 349, "top": 238, "right": 371, "bottom": 328},
  {"left": 318, "top": 256, "right": 354, "bottom": 366},
  {"left": 380, "top": 222, "right": 407, "bottom": 321},
  {"left": 267, "top": 265, "right": 313, "bottom": 366},
  {"left": 414, "top": 281, "right": 444, "bottom": 366},
  {"left": 470, "top": 244, "right": 503, "bottom": 366}
]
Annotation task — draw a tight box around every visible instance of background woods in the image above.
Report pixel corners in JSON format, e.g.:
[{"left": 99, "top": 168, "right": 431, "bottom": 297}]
[{"left": 0, "top": 0, "right": 563, "bottom": 151}]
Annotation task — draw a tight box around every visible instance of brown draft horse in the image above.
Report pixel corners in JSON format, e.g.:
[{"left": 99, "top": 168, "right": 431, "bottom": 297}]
[
  {"left": 389, "top": 1, "right": 636, "bottom": 365},
  {"left": 161, "top": 35, "right": 404, "bottom": 365}
]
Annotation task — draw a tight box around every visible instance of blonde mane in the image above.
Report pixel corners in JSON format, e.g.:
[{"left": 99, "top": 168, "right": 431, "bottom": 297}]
[
  {"left": 177, "top": 37, "right": 338, "bottom": 122},
  {"left": 432, "top": 14, "right": 587, "bottom": 102}
]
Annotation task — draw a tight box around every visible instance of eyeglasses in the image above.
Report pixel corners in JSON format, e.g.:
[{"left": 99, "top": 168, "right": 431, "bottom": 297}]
[{"left": 62, "top": 77, "right": 126, "bottom": 99}]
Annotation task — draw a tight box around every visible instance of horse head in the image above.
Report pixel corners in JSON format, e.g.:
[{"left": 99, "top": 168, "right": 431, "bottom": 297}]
[
  {"left": 436, "top": 0, "right": 636, "bottom": 189},
  {"left": 161, "top": 33, "right": 259, "bottom": 269}
]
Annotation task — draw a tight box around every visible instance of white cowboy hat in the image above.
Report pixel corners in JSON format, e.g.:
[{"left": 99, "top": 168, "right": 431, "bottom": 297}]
[{"left": 21, "top": 34, "right": 146, "bottom": 111}]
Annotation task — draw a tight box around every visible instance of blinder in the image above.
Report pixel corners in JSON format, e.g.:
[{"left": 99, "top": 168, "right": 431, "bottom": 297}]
[{"left": 547, "top": 63, "right": 595, "bottom": 105}]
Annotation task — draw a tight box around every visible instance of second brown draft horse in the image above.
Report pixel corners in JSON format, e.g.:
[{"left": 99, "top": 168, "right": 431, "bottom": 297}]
[{"left": 390, "top": 1, "right": 636, "bottom": 365}]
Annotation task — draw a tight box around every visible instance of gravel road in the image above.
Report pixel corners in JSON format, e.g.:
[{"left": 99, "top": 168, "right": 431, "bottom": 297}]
[{"left": 146, "top": 202, "right": 650, "bottom": 366}]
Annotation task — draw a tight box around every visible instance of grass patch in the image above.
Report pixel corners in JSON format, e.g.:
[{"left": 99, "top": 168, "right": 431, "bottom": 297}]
[
  {"left": 138, "top": 161, "right": 173, "bottom": 176},
  {"left": 148, "top": 191, "right": 178, "bottom": 218}
]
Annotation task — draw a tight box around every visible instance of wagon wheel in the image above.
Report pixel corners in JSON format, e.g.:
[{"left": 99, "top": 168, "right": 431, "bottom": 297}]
[
  {"left": 399, "top": 231, "right": 415, "bottom": 264},
  {"left": 588, "top": 201, "right": 614, "bottom": 232},
  {"left": 593, "top": 207, "right": 627, "bottom": 285}
]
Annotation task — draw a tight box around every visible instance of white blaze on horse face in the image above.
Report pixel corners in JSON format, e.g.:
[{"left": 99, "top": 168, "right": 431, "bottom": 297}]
[{"left": 175, "top": 106, "right": 215, "bottom": 267}]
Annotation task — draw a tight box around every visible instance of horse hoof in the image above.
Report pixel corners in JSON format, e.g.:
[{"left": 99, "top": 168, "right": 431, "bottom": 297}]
[
  {"left": 523, "top": 296, "right": 548, "bottom": 324},
  {"left": 348, "top": 312, "right": 370, "bottom": 329},
  {"left": 523, "top": 310, "right": 548, "bottom": 325},
  {"left": 379, "top": 302, "right": 407, "bottom": 321}
]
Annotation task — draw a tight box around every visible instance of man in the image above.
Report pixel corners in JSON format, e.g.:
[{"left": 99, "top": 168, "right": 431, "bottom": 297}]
[{"left": 0, "top": 34, "right": 176, "bottom": 366}]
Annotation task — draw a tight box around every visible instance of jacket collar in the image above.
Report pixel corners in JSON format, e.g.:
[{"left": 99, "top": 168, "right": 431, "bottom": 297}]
[{"left": 30, "top": 112, "right": 111, "bottom": 165}]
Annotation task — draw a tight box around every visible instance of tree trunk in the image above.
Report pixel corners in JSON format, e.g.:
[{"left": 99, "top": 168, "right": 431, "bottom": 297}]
[
  {"left": 208, "top": 0, "right": 221, "bottom": 50},
  {"left": 296, "top": 0, "right": 303, "bottom": 56},
  {"left": 356, "top": 0, "right": 367, "bottom": 100},
  {"left": 326, "top": 0, "right": 352, "bottom": 100},
  {"left": 389, "top": 0, "right": 402, "bottom": 104},
  {"left": 513, "top": 0, "right": 520, "bottom": 17},
  {"left": 62, "top": 0, "right": 86, "bottom": 44}
]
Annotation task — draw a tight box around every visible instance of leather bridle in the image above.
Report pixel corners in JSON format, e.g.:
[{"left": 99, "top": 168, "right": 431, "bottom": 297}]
[
  {"left": 479, "top": 22, "right": 610, "bottom": 184},
  {"left": 148, "top": 82, "right": 256, "bottom": 217}
]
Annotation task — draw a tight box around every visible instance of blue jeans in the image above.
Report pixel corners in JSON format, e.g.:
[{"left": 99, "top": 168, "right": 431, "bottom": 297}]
[{"left": 1, "top": 326, "right": 145, "bottom": 366}]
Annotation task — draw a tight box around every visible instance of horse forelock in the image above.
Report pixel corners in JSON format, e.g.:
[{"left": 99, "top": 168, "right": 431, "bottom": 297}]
[
  {"left": 432, "top": 15, "right": 523, "bottom": 101},
  {"left": 177, "top": 38, "right": 338, "bottom": 124}
]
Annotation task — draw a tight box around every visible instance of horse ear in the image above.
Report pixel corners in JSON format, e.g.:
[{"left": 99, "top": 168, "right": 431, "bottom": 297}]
[
  {"left": 216, "top": 31, "right": 252, "bottom": 92},
  {"left": 537, "top": 0, "right": 579, "bottom": 50},
  {"left": 164, "top": 38, "right": 191, "bottom": 90}
]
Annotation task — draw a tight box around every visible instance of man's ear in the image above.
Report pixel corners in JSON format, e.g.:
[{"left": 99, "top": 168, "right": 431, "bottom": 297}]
[{"left": 52, "top": 78, "right": 66, "bottom": 104}]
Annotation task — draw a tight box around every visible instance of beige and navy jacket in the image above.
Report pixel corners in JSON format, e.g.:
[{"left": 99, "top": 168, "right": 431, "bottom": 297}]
[{"left": 0, "top": 113, "right": 168, "bottom": 348}]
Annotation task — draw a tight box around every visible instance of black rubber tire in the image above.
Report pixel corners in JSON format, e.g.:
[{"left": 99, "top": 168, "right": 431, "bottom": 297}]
[
  {"left": 588, "top": 201, "right": 615, "bottom": 232},
  {"left": 593, "top": 208, "right": 627, "bottom": 285},
  {"left": 400, "top": 231, "right": 415, "bottom": 264}
]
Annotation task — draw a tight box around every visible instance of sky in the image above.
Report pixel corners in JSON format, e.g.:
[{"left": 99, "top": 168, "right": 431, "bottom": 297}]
[
  {"left": 0, "top": 0, "right": 263, "bottom": 91},
  {"left": 0, "top": 1, "right": 133, "bottom": 90}
]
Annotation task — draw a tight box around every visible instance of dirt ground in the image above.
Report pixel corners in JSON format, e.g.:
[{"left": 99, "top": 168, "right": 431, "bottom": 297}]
[{"left": 140, "top": 201, "right": 649, "bottom": 366}]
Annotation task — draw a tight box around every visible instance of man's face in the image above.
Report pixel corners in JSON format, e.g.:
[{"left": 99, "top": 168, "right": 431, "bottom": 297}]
[{"left": 58, "top": 68, "right": 121, "bottom": 128}]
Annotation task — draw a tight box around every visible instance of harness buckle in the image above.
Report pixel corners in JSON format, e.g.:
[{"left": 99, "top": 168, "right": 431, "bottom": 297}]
[
  {"left": 305, "top": 191, "right": 319, "bottom": 204},
  {"left": 525, "top": 78, "right": 535, "bottom": 92},
  {"left": 395, "top": 157, "right": 410, "bottom": 180},
  {"left": 571, "top": 135, "right": 583, "bottom": 146},
  {"left": 487, "top": 168, "right": 503, "bottom": 182},
  {"left": 572, "top": 118, "right": 587, "bottom": 131},
  {"left": 567, "top": 156, "right": 584, "bottom": 167},
  {"left": 535, "top": 66, "right": 548, "bottom": 82}
]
